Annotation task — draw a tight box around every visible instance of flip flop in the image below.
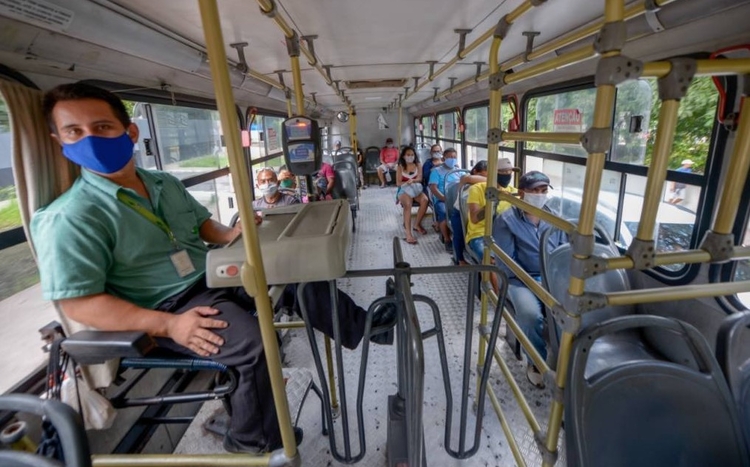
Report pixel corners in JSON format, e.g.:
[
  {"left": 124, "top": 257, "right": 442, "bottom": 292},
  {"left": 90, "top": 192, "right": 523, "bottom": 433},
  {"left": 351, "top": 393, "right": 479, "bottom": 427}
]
[
  {"left": 404, "top": 237, "right": 418, "bottom": 245},
  {"left": 414, "top": 225, "right": 427, "bottom": 235}
]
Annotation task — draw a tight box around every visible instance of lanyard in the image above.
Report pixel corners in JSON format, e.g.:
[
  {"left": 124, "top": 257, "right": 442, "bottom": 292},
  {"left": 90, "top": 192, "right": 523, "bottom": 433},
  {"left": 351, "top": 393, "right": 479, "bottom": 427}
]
[{"left": 116, "top": 191, "right": 178, "bottom": 246}]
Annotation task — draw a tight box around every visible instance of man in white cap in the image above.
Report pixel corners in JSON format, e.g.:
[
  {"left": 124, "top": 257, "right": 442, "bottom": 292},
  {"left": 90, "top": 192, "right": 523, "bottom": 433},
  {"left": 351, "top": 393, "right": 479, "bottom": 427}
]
[{"left": 668, "top": 159, "right": 694, "bottom": 204}]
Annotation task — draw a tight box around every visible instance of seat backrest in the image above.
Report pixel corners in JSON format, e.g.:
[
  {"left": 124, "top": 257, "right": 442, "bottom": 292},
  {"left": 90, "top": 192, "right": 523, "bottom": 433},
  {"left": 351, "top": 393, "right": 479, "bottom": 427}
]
[
  {"left": 567, "top": 315, "right": 749, "bottom": 467},
  {"left": 333, "top": 152, "right": 357, "bottom": 168},
  {"left": 717, "top": 310, "right": 750, "bottom": 451},
  {"left": 417, "top": 145, "right": 431, "bottom": 164},
  {"left": 333, "top": 160, "right": 358, "bottom": 206},
  {"left": 364, "top": 146, "right": 381, "bottom": 172},
  {"left": 540, "top": 223, "right": 635, "bottom": 356},
  {"left": 443, "top": 169, "right": 470, "bottom": 218}
]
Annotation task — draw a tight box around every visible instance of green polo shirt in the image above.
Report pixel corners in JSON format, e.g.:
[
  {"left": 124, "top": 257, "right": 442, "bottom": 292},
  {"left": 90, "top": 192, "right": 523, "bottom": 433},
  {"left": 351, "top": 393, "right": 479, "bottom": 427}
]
[{"left": 31, "top": 168, "right": 212, "bottom": 309}]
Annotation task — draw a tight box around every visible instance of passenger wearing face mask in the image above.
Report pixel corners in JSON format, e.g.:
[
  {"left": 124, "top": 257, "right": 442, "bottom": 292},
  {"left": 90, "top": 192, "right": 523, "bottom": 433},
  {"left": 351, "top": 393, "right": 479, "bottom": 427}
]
[
  {"left": 377, "top": 137, "right": 399, "bottom": 187},
  {"left": 465, "top": 158, "right": 520, "bottom": 270},
  {"left": 395, "top": 147, "right": 429, "bottom": 245},
  {"left": 421, "top": 144, "right": 443, "bottom": 196},
  {"left": 491, "top": 171, "right": 566, "bottom": 389},
  {"left": 277, "top": 169, "right": 297, "bottom": 191},
  {"left": 428, "top": 148, "right": 461, "bottom": 252},
  {"left": 252, "top": 168, "right": 299, "bottom": 210}
]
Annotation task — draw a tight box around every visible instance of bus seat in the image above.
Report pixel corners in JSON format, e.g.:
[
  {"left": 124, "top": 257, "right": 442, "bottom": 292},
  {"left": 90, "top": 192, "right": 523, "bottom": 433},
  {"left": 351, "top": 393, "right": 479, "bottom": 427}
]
[
  {"left": 364, "top": 146, "right": 394, "bottom": 185},
  {"left": 416, "top": 143, "right": 431, "bottom": 164},
  {"left": 540, "top": 224, "right": 635, "bottom": 364},
  {"left": 717, "top": 310, "right": 750, "bottom": 450},
  {"left": 444, "top": 169, "right": 470, "bottom": 224},
  {"left": 332, "top": 159, "right": 359, "bottom": 231},
  {"left": 566, "top": 315, "right": 749, "bottom": 467},
  {"left": 0, "top": 394, "right": 91, "bottom": 467}
]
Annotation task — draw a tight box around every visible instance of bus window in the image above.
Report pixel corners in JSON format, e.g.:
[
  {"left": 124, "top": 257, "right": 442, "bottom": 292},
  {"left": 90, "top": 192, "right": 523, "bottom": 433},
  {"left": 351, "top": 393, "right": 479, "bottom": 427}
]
[
  {"left": 612, "top": 79, "right": 653, "bottom": 165},
  {"left": 465, "top": 106, "right": 487, "bottom": 165},
  {"left": 151, "top": 104, "right": 228, "bottom": 178},
  {"left": 423, "top": 115, "right": 436, "bottom": 143},
  {"left": 527, "top": 155, "right": 622, "bottom": 241},
  {"left": 414, "top": 118, "right": 423, "bottom": 145},
  {"left": 262, "top": 115, "right": 285, "bottom": 168},
  {"left": 525, "top": 87, "right": 597, "bottom": 157},
  {"left": 735, "top": 227, "right": 750, "bottom": 307},
  {"left": 185, "top": 174, "right": 236, "bottom": 226},
  {"left": 131, "top": 102, "right": 157, "bottom": 170}
]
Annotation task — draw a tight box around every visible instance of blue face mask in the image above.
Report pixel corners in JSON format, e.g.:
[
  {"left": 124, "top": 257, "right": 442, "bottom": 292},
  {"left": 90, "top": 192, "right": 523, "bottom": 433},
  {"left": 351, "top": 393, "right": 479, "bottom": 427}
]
[
  {"left": 443, "top": 158, "right": 457, "bottom": 169},
  {"left": 62, "top": 133, "right": 134, "bottom": 174}
]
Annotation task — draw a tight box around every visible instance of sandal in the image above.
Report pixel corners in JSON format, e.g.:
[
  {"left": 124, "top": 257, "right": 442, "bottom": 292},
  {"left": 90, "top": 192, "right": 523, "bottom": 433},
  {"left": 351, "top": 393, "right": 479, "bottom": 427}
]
[
  {"left": 414, "top": 225, "right": 427, "bottom": 235},
  {"left": 404, "top": 237, "right": 418, "bottom": 245}
]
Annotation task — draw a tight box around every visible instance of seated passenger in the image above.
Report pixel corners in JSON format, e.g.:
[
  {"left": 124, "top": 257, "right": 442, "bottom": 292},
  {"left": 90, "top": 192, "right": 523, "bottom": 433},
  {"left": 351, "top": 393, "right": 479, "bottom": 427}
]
[
  {"left": 31, "top": 83, "right": 393, "bottom": 455},
  {"left": 428, "top": 147, "right": 461, "bottom": 252},
  {"left": 395, "top": 147, "right": 429, "bottom": 245},
  {"left": 333, "top": 140, "right": 342, "bottom": 155},
  {"left": 377, "top": 137, "right": 399, "bottom": 187},
  {"left": 278, "top": 168, "right": 297, "bottom": 191},
  {"left": 448, "top": 160, "right": 488, "bottom": 264},
  {"left": 492, "top": 171, "right": 564, "bottom": 388},
  {"left": 253, "top": 168, "right": 298, "bottom": 209},
  {"left": 356, "top": 149, "right": 365, "bottom": 189},
  {"left": 315, "top": 161, "right": 335, "bottom": 200},
  {"left": 421, "top": 144, "right": 442, "bottom": 197},
  {"left": 466, "top": 158, "right": 520, "bottom": 261}
]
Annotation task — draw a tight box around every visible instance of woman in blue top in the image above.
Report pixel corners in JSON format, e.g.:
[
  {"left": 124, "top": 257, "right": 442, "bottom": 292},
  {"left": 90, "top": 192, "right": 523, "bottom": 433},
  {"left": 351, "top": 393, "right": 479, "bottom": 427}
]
[{"left": 396, "top": 146, "right": 429, "bottom": 244}]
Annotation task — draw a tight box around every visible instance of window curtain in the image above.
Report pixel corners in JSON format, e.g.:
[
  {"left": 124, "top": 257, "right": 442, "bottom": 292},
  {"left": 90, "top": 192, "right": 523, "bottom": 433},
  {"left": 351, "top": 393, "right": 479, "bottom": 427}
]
[{"left": 1, "top": 80, "right": 116, "bottom": 389}]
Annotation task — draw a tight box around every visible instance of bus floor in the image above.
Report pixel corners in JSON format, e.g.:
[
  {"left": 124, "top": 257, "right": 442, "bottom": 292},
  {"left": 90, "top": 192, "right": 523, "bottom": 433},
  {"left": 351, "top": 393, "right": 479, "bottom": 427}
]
[{"left": 175, "top": 185, "right": 566, "bottom": 466}]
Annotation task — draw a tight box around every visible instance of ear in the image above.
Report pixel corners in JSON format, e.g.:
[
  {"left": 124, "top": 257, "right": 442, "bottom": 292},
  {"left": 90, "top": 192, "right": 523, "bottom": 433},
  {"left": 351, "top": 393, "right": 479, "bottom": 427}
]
[
  {"left": 127, "top": 122, "right": 139, "bottom": 143},
  {"left": 50, "top": 132, "right": 62, "bottom": 147}
]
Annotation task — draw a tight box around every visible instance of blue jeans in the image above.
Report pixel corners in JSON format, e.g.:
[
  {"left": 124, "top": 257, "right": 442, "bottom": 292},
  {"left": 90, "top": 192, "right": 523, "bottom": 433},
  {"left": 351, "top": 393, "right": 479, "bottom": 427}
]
[
  {"left": 507, "top": 283, "right": 547, "bottom": 363},
  {"left": 433, "top": 199, "right": 447, "bottom": 222},
  {"left": 468, "top": 237, "right": 485, "bottom": 262},
  {"left": 449, "top": 209, "right": 465, "bottom": 262}
]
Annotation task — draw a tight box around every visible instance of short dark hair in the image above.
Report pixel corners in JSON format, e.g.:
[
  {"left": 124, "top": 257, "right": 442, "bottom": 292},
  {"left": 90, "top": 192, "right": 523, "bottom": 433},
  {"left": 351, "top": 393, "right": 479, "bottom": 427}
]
[
  {"left": 471, "top": 160, "right": 488, "bottom": 174},
  {"left": 443, "top": 148, "right": 457, "bottom": 157},
  {"left": 43, "top": 83, "right": 131, "bottom": 133}
]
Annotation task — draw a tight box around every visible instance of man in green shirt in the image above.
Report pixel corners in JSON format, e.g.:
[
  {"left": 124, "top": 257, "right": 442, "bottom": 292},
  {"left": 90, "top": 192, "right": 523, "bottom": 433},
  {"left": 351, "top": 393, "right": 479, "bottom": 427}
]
[{"left": 31, "top": 83, "right": 383, "bottom": 454}]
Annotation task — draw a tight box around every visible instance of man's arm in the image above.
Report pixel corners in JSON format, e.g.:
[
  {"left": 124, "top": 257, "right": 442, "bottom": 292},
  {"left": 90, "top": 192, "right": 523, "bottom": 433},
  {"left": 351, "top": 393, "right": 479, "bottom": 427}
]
[
  {"left": 59, "top": 294, "right": 227, "bottom": 357},
  {"left": 199, "top": 219, "right": 241, "bottom": 245},
  {"left": 430, "top": 183, "right": 445, "bottom": 201},
  {"left": 469, "top": 202, "right": 485, "bottom": 224},
  {"left": 492, "top": 212, "right": 517, "bottom": 279},
  {"left": 326, "top": 175, "right": 335, "bottom": 194},
  {"left": 459, "top": 174, "right": 487, "bottom": 186}
]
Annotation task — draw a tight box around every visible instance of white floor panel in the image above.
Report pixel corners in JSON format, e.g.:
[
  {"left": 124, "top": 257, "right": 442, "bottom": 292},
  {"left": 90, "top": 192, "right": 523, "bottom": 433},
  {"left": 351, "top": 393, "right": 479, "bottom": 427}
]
[{"left": 177, "top": 185, "right": 565, "bottom": 466}]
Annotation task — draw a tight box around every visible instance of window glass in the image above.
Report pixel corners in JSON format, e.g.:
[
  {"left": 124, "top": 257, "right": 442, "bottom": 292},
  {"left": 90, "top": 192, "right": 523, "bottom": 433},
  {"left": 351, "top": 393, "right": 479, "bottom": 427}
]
[
  {"left": 0, "top": 95, "right": 46, "bottom": 394},
  {"left": 466, "top": 146, "right": 487, "bottom": 167},
  {"left": 438, "top": 112, "right": 459, "bottom": 141},
  {"left": 249, "top": 114, "right": 266, "bottom": 162},
  {"left": 735, "top": 228, "right": 750, "bottom": 307},
  {"left": 263, "top": 116, "right": 284, "bottom": 156},
  {"left": 151, "top": 104, "right": 227, "bottom": 179},
  {"left": 414, "top": 118, "right": 423, "bottom": 145},
  {"left": 619, "top": 174, "right": 698, "bottom": 270},
  {"left": 525, "top": 87, "right": 597, "bottom": 157},
  {"left": 611, "top": 80, "right": 652, "bottom": 165},
  {"left": 646, "top": 77, "right": 717, "bottom": 175},
  {"left": 465, "top": 107, "right": 488, "bottom": 144},
  {"left": 424, "top": 115, "right": 436, "bottom": 139},
  {"left": 186, "top": 173, "right": 236, "bottom": 226},
  {"left": 131, "top": 102, "right": 157, "bottom": 170},
  {"left": 501, "top": 101, "right": 516, "bottom": 149}
]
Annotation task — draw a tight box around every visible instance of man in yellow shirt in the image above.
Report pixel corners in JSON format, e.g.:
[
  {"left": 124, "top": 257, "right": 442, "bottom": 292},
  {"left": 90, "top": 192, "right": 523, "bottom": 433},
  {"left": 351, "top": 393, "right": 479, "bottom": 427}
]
[{"left": 465, "top": 158, "right": 519, "bottom": 261}]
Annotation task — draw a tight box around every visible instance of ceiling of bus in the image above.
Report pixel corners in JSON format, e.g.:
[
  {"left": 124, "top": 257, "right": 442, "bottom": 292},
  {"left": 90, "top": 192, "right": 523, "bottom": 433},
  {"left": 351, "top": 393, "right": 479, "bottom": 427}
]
[
  {"left": 102, "top": 0, "right": 616, "bottom": 110},
  {"left": 1, "top": 0, "right": 749, "bottom": 117}
]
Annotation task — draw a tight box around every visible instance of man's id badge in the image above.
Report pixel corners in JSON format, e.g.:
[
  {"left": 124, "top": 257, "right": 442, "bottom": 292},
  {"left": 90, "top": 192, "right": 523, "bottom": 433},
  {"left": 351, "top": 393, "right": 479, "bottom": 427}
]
[{"left": 170, "top": 249, "right": 196, "bottom": 277}]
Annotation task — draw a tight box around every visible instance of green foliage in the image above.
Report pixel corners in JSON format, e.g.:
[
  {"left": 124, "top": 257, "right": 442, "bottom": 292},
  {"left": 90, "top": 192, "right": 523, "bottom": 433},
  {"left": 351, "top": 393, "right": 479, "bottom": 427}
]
[
  {"left": 0, "top": 198, "right": 21, "bottom": 231},
  {"left": 177, "top": 154, "right": 229, "bottom": 168},
  {"left": 645, "top": 76, "right": 717, "bottom": 173}
]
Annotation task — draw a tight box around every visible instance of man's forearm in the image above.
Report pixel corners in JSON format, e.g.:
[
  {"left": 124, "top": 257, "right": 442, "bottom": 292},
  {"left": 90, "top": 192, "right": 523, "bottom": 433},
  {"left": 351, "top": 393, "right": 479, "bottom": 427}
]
[
  {"left": 200, "top": 219, "right": 239, "bottom": 245},
  {"left": 59, "top": 293, "right": 174, "bottom": 338}
]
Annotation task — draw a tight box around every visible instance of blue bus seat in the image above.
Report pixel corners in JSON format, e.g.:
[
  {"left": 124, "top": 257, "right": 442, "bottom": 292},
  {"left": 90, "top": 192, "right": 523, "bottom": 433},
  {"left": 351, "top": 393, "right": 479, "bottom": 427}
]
[
  {"left": 717, "top": 310, "right": 750, "bottom": 452},
  {"left": 566, "top": 315, "right": 749, "bottom": 467},
  {"left": 332, "top": 159, "right": 359, "bottom": 231}
]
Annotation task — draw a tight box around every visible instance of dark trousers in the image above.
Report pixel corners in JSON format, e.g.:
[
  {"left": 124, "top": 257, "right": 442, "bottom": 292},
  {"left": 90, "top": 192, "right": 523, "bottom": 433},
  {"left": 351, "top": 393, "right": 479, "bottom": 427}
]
[{"left": 155, "top": 278, "right": 367, "bottom": 449}]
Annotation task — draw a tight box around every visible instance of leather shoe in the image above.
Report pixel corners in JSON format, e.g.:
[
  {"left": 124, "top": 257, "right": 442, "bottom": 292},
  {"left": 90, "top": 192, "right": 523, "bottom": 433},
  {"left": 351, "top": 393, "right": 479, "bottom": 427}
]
[{"left": 370, "top": 302, "right": 397, "bottom": 345}]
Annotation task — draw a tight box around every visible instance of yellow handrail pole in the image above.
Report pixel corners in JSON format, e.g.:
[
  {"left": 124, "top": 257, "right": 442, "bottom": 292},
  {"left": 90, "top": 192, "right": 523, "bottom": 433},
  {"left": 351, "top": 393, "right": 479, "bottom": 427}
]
[
  {"left": 353, "top": 111, "right": 359, "bottom": 154},
  {"left": 549, "top": 1, "right": 625, "bottom": 464},
  {"left": 643, "top": 59, "right": 750, "bottom": 79},
  {"left": 412, "top": 0, "right": 536, "bottom": 96},
  {"left": 501, "top": 131, "right": 584, "bottom": 145},
  {"left": 477, "top": 32, "right": 503, "bottom": 410},
  {"left": 498, "top": 192, "right": 577, "bottom": 234},
  {"left": 398, "top": 106, "right": 403, "bottom": 148},
  {"left": 285, "top": 93, "right": 293, "bottom": 118},
  {"left": 713, "top": 100, "right": 750, "bottom": 234},
  {"left": 635, "top": 100, "right": 680, "bottom": 240},
  {"left": 198, "top": 0, "right": 297, "bottom": 461},
  {"left": 504, "top": 44, "right": 596, "bottom": 85},
  {"left": 501, "top": 0, "right": 676, "bottom": 71},
  {"left": 606, "top": 280, "right": 750, "bottom": 306},
  {"left": 290, "top": 54, "right": 305, "bottom": 115},
  {"left": 486, "top": 386, "right": 528, "bottom": 467},
  {"left": 246, "top": 69, "right": 286, "bottom": 91}
]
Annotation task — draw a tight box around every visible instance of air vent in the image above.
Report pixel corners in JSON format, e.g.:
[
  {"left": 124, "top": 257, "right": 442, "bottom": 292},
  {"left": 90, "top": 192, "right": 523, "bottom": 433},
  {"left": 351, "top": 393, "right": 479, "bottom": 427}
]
[{"left": 345, "top": 79, "right": 407, "bottom": 89}]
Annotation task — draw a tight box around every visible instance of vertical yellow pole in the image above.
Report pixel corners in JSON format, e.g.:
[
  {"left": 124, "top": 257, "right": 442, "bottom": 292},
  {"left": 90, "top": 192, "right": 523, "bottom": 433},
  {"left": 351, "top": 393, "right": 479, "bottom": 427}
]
[
  {"left": 550, "top": 1, "right": 625, "bottom": 465},
  {"left": 285, "top": 93, "right": 293, "bottom": 118},
  {"left": 713, "top": 106, "right": 750, "bottom": 234},
  {"left": 198, "top": 0, "right": 297, "bottom": 460},
  {"left": 290, "top": 54, "right": 305, "bottom": 116},
  {"left": 324, "top": 336, "right": 339, "bottom": 411},
  {"left": 352, "top": 111, "right": 358, "bottom": 154},
  {"left": 635, "top": 100, "right": 680, "bottom": 240},
  {"left": 477, "top": 34, "right": 503, "bottom": 409},
  {"left": 398, "top": 106, "right": 403, "bottom": 148}
]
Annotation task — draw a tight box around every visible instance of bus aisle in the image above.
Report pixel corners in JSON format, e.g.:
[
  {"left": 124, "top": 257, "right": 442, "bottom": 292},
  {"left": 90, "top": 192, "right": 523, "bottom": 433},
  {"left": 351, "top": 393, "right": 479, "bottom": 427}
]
[{"left": 175, "top": 184, "right": 565, "bottom": 465}]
